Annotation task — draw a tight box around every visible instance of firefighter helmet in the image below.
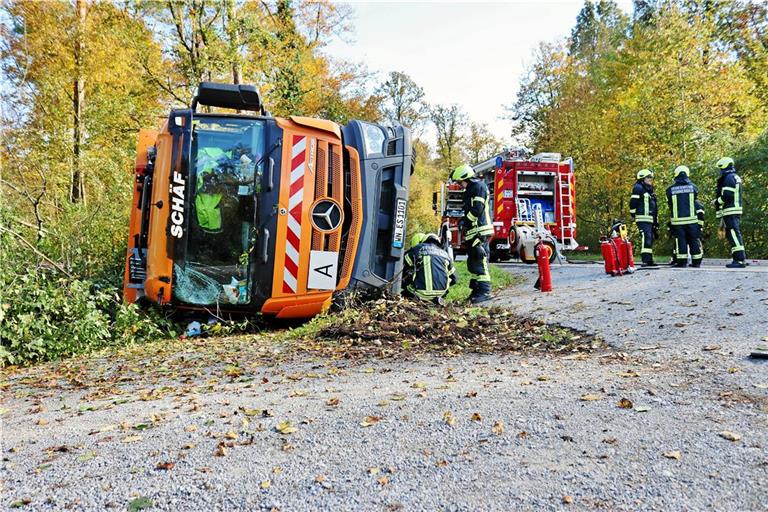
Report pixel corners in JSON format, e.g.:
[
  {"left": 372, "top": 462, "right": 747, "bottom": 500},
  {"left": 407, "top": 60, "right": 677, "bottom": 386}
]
[
  {"left": 716, "top": 157, "right": 734, "bottom": 171},
  {"left": 636, "top": 169, "right": 654, "bottom": 180},
  {"left": 674, "top": 165, "right": 690, "bottom": 177},
  {"left": 451, "top": 163, "right": 475, "bottom": 182},
  {"left": 411, "top": 232, "right": 427, "bottom": 247},
  {"left": 423, "top": 233, "right": 441, "bottom": 245}
]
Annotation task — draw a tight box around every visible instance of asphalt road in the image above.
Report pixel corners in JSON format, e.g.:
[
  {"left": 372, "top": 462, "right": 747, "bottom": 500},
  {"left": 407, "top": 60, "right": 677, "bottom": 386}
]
[{"left": 2, "top": 261, "right": 766, "bottom": 511}]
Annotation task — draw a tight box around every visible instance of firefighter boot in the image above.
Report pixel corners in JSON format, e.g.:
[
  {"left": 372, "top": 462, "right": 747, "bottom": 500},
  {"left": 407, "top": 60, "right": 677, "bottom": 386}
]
[
  {"left": 470, "top": 281, "right": 492, "bottom": 304},
  {"left": 469, "top": 279, "right": 477, "bottom": 291}
]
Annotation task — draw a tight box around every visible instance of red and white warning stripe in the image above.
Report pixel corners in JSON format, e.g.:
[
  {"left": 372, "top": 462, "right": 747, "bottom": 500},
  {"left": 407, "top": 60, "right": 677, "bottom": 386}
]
[{"left": 283, "top": 135, "right": 306, "bottom": 294}]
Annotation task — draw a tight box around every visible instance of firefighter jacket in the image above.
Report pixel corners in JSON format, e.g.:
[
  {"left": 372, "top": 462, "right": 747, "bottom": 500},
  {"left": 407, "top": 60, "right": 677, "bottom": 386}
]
[
  {"left": 666, "top": 175, "right": 700, "bottom": 226},
  {"left": 462, "top": 178, "right": 494, "bottom": 239},
  {"left": 695, "top": 200, "right": 705, "bottom": 226},
  {"left": 715, "top": 170, "right": 743, "bottom": 217},
  {"left": 629, "top": 181, "right": 658, "bottom": 224},
  {"left": 403, "top": 240, "right": 457, "bottom": 301}
]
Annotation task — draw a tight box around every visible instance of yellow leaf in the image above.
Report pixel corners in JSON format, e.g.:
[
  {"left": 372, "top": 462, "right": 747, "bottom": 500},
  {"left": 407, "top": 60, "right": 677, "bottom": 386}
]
[
  {"left": 663, "top": 450, "right": 682, "bottom": 460},
  {"left": 122, "top": 435, "right": 142, "bottom": 443},
  {"left": 471, "top": 412, "right": 482, "bottom": 422},
  {"left": 276, "top": 421, "right": 298, "bottom": 434},
  {"left": 260, "top": 479, "right": 271, "bottom": 489},
  {"left": 580, "top": 394, "right": 602, "bottom": 401},
  {"left": 368, "top": 467, "right": 380, "bottom": 475},
  {"left": 443, "top": 410, "right": 456, "bottom": 427},
  {"left": 617, "top": 398, "right": 633, "bottom": 409},
  {"left": 185, "top": 424, "right": 198, "bottom": 432},
  {"left": 492, "top": 421, "right": 505, "bottom": 435},
  {"left": 225, "top": 430, "right": 238, "bottom": 440}
]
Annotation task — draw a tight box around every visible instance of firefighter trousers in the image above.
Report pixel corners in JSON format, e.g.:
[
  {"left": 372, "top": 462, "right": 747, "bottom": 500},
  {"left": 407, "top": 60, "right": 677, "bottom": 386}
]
[
  {"left": 467, "top": 236, "right": 491, "bottom": 297},
  {"left": 636, "top": 221, "right": 654, "bottom": 264},
  {"left": 671, "top": 223, "right": 702, "bottom": 267},
  {"left": 723, "top": 214, "right": 745, "bottom": 262}
]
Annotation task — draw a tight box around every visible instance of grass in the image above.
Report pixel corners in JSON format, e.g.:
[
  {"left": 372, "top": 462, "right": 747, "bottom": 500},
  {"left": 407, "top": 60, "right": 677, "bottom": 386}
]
[{"left": 445, "top": 260, "right": 521, "bottom": 303}]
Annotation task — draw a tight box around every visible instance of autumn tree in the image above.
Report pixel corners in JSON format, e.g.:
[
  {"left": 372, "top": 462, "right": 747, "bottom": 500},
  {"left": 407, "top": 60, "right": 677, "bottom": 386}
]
[
  {"left": 375, "top": 71, "right": 427, "bottom": 132},
  {"left": 430, "top": 103, "right": 467, "bottom": 172},
  {"left": 463, "top": 122, "right": 503, "bottom": 164}
]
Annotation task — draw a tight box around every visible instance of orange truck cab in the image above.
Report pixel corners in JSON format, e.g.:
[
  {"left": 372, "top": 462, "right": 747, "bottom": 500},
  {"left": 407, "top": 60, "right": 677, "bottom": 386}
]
[{"left": 123, "top": 82, "right": 413, "bottom": 319}]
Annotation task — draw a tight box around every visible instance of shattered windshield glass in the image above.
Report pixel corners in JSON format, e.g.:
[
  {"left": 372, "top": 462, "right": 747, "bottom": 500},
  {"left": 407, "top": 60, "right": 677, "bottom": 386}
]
[{"left": 173, "top": 116, "right": 265, "bottom": 306}]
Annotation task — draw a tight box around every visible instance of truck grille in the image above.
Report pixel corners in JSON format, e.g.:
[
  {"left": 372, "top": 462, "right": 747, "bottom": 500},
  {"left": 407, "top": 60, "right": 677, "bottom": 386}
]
[{"left": 311, "top": 141, "right": 344, "bottom": 254}]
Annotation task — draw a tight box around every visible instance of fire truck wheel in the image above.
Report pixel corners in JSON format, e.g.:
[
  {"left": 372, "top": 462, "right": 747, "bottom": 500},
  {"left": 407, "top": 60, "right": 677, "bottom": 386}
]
[{"left": 519, "top": 247, "right": 536, "bottom": 264}]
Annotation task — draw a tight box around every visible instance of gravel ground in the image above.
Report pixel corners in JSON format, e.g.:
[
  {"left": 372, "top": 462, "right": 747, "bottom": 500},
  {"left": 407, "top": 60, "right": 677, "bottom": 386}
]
[{"left": 2, "top": 260, "right": 767, "bottom": 511}]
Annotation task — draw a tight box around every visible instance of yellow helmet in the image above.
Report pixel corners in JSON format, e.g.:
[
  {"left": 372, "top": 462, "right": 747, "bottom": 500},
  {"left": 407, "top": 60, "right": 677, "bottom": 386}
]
[
  {"left": 411, "top": 232, "right": 427, "bottom": 247},
  {"left": 716, "top": 157, "right": 734, "bottom": 170},
  {"left": 451, "top": 163, "right": 475, "bottom": 181},
  {"left": 674, "top": 165, "right": 690, "bottom": 177},
  {"left": 636, "top": 169, "right": 654, "bottom": 180}
]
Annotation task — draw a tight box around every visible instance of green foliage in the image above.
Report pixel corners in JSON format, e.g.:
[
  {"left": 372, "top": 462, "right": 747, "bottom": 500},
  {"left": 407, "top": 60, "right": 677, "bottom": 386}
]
[{"left": 0, "top": 230, "right": 176, "bottom": 367}]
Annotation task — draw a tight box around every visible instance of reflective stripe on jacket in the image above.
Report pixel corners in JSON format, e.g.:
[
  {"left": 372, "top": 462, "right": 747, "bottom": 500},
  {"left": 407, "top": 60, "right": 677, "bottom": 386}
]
[
  {"left": 666, "top": 176, "right": 700, "bottom": 226},
  {"left": 716, "top": 171, "right": 743, "bottom": 216},
  {"left": 629, "top": 181, "right": 657, "bottom": 223},
  {"left": 404, "top": 242, "right": 456, "bottom": 300},
  {"left": 463, "top": 178, "right": 494, "bottom": 238}
]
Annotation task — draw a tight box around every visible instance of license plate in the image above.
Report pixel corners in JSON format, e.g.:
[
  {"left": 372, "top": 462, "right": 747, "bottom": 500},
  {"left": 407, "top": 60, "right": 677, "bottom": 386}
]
[
  {"left": 496, "top": 244, "right": 510, "bottom": 250},
  {"left": 392, "top": 198, "right": 407, "bottom": 248}
]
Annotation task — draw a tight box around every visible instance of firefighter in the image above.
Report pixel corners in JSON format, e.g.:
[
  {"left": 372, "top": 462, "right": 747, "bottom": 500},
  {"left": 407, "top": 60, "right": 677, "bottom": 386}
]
[
  {"left": 713, "top": 157, "right": 746, "bottom": 268},
  {"left": 403, "top": 232, "right": 457, "bottom": 305},
  {"left": 452, "top": 163, "right": 494, "bottom": 303},
  {"left": 665, "top": 165, "right": 703, "bottom": 268},
  {"left": 629, "top": 168, "right": 659, "bottom": 266}
]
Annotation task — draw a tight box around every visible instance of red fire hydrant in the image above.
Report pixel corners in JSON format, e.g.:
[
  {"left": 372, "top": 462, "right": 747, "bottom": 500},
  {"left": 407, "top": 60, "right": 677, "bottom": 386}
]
[{"left": 535, "top": 241, "right": 553, "bottom": 292}]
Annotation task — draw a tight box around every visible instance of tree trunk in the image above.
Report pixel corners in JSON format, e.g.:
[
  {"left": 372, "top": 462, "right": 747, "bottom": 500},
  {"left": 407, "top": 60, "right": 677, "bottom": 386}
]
[
  {"left": 71, "top": 0, "right": 86, "bottom": 204},
  {"left": 225, "top": 0, "right": 242, "bottom": 85}
]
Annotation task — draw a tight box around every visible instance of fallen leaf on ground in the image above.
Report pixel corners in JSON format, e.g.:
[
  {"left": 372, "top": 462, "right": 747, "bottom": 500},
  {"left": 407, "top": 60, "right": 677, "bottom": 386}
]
[
  {"left": 719, "top": 431, "right": 742, "bottom": 442},
  {"left": 492, "top": 421, "right": 505, "bottom": 435},
  {"left": 127, "top": 497, "right": 153, "bottom": 512},
  {"left": 275, "top": 421, "right": 298, "bottom": 434},
  {"left": 563, "top": 495, "right": 574, "bottom": 504},
  {"left": 360, "top": 415, "right": 382, "bottom": 427},
  {"left": 663, "top": 450, "right": 682, "bottom": 460},
  {"left": 436, "top": 459, "right": 448, "bottom": 467},
  {"left": 702, "top": 345, "right": 721, "bottom": 351},
  {"left": 121, "top": 435, "right": 142, "bottom": 443},
  {"left": 617, "top": 398, "right": 633, "bottom": 409},
  {"left": 377, "top": 475, "right": 390, "bottom": 486},
  {"left": 517, "top": 431, "right": 528, "bottom": 439},
  {"left": 471, "top": 412, "right": 482, "bottom": 422},
  {"left": 260, "top": 479, "right": 271, "bottom": 489},
  {"left": 155, "top": 461, "right": 175, "bottom": 470},
  {"left": 214, "top": 444, "right": 228, "bottom": 457},
  {"left": 465, "top": 390, "right": 477, "bottom": 397},
  {"left": 633, "top": 405, "right": 651, "bottom": 412},
  {"left": 580, "top": 394, "right": 602, "bottom": 401},
  {"left": 36, "top": 419, "right": 48, "bottom": 426},
  {"left": 368, "top": 467, "right": 380, "bottom": 475},
  {"left": 77, "top": 451, "right": 96, "bottom": 462},
  {"left": 443, "top": 411, "right": 456, "bottom": 427},
  {"left": 326, "top": 397, "right": 340, "bottom": 407},
  {"left": 314, "top": 474, "right": 326, "bottom": 483}
]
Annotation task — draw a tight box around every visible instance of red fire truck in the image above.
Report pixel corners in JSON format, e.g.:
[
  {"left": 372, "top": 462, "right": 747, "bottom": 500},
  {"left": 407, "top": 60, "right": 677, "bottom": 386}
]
[{"left": 434, "top": 149, "right": 581, "bottom": 263}]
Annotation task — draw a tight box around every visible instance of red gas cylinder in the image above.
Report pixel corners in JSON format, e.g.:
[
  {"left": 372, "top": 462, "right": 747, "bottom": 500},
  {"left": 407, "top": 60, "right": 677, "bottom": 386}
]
[
  {"left": 535, "top": 241, "right": 553, "bottom": 292},
  {"left": 600, "top": 236, "right": 619, "bottom": 275}
]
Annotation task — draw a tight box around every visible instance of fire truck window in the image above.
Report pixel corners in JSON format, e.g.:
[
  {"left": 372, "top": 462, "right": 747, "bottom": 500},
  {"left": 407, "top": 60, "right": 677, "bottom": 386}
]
[{"left": 173, "top": 117, "right": 265, "bottom": 306}]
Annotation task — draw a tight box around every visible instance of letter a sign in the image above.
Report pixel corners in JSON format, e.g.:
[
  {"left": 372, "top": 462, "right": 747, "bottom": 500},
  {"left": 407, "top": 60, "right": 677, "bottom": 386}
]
[{"left": 307, "top": 250, "right": 338, "bottom": 290}]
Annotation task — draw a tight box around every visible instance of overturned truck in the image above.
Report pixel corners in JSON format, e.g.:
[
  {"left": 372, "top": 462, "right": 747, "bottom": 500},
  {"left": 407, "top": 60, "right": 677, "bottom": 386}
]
[{"left": 123, "top": 82, "right": 413, "bottom": 319}]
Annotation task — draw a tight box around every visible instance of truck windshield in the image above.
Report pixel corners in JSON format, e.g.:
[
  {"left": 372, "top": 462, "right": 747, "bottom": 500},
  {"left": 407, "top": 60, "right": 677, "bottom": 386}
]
[{"left": 173, "top": 116, "right": 265, "bottom": 306}]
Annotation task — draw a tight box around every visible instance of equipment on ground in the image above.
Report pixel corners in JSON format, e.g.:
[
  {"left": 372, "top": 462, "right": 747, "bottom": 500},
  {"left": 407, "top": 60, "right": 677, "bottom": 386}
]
[
  {"left": 433, "top": 149, "right": 583, "bottom": 263},
  {"left": 600, "top": 220, "right": 635, "bottom": 276},
  {"left": 123, "top": 82, "right": 413, "bottom": 319}
]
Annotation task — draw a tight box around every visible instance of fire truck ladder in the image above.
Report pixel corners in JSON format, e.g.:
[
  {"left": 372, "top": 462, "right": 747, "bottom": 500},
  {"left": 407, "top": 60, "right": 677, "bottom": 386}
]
[{"left": 558, "top": 164, "right": 575, "bottom": 249}]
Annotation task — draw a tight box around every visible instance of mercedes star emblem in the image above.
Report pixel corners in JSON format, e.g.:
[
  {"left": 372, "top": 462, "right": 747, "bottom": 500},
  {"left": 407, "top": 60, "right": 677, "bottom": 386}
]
[{"left": 311, "top": 199, "right": 343, "bottom": 232}]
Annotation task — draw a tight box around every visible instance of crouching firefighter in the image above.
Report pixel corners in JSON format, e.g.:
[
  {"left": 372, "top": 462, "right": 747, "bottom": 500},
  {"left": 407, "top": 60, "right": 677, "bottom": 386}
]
[
  {"left": 666, "top": 165, "right": 703, "bottom": 268},
  {"left": 714, "top": 157, "right": 747, "bottom": 268},
  {"left": 403, "top": 233, "right": 457, "bottom": 305},
  {"left": 452, "top": 163, "right": 494, "bottom": 303},
  {"left": 629, "top": 168, "right": 659, "bottom": 266}
]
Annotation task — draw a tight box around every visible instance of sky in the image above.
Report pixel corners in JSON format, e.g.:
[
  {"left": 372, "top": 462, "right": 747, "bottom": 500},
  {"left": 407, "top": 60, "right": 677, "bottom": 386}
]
[{"left": 326, "top": 1, "right": 635, "bottom": 144}]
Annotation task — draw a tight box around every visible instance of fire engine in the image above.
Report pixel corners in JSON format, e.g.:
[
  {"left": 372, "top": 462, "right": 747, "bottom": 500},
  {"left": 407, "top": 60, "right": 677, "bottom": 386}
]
[
  {"left": 123, "top": 82, "right": 412, "bottom": 319},
  {"left": 434, "top": 149, "right": 579, "bottom": 263}
]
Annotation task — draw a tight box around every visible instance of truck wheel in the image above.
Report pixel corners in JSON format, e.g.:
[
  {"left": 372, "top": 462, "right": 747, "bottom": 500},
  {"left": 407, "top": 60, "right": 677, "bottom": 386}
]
[{"left": 519, "top": 247, "right": 536, "bottom": 264}]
